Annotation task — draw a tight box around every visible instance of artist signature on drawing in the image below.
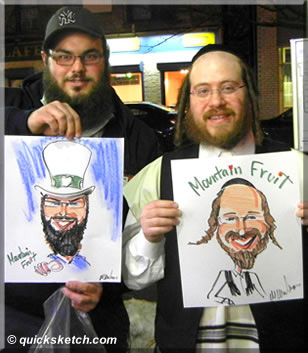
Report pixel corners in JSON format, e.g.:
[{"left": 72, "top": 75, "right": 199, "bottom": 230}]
[
  {"left": 269, "top": 275, "right": 301, "bottom": 301},
  {"left": 99, "top": 270, "right": 118, "bottom": 281}
]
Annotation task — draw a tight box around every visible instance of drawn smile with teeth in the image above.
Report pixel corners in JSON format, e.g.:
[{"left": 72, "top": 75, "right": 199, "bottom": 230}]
[
  {"left": 52, "top": 218, "right": 76, "bottom": 230},
  {"left": 231, "top": 235, "right": 257, "bottom": 249},
  {"left": 59, "top": 220, "right": 72, "bottom": 226}
]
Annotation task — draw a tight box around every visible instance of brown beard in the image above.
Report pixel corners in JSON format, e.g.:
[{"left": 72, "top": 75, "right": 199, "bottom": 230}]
[
  {"left": 216, "top": 228, "right": 270, "bottom": 270},
  {"left": 42, "top": 67, "right": 113, "bottom": 131},
  {"left": 184, "top": 107, "right": 251, "bottom": 149}
]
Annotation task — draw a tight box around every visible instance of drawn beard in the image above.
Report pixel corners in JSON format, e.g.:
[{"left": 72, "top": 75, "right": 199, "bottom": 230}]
[
  {"left": 41, "top": 215, "right": 88, "bottom": 257},
  {"left": 216, "top": 228, "right": 269, "bottom": 270},
  {"left": 184, "top": 108, "right": 251, "bottom": 149},
  {"left": 42, "top": 67, "right": 113, "bottom": 132}
]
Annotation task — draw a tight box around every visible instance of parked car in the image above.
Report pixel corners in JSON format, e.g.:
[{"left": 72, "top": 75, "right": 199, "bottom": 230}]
[
  {"left": 126, "top": 101, "right": 177, "bottom": 152},
  {"left": 260, "top": 108, "right": 294, "bottom": 148}
]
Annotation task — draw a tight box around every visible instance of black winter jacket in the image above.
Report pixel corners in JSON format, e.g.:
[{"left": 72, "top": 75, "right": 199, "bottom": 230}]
[
  {"left": 4, "top": 72, "right": 162, "bottom": 352},
  {"left": 157, "top": 140, "right": 306, "bottom": 353},
  {"left": 5, "top": 72, "right": 161, "bottom": 178}
]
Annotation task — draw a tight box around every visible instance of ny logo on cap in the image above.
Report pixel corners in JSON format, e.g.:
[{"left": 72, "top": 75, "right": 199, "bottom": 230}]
[{"left": 58, "top": 9, "right": 76, "bottom": 26}]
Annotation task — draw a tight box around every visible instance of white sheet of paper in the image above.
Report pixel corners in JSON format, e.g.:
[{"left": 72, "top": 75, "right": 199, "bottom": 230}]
[
  {"left": 5, "top": 136, "right": 124, "bottom": 283},
  {"left": 291, "top": 38, "right": 308, "bottom": 152},
  {"left": 172, "top": 150, "right": 303, "bottom": 307}
]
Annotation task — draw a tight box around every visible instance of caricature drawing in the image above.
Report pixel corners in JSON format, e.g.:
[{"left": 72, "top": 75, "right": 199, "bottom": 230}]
[
  {"left": 190, "top": 178, "right": 282, "bottom": 305},
  {"left": 34, "top": 140, "right": 95, "bottom": 273},
  {"left": 5, "top": 136, "right": 124, "bottom": 283}
]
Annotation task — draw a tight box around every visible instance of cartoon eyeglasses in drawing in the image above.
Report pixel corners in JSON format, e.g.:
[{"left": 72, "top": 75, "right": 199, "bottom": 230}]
[
  {"left": 43, "top": 196, "right": 87, "bottom": 210},
  {"left": 218, "top": 213, "right": 265, "bottom": 225}
]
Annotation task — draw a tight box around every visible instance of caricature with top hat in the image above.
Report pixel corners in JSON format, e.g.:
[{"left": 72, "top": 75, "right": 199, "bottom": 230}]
[{"left": 34, "top": 140, "right": 95, "bottom": 272}]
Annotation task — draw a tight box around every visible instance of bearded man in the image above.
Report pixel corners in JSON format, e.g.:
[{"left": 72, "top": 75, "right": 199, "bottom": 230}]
[
  {"left": 5, "top": 6, "right": 161, "bottom": 353},
  {"left": 122, "top": 44, "right": 308, "bottom": 352}
]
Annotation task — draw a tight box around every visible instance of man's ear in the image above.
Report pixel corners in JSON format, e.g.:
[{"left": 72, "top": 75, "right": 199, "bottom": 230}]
[{"left": 41, "top": 51, "right": 48, "bottom": 66}]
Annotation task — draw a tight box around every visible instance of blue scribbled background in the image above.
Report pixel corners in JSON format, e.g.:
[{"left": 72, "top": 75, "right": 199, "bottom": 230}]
[{"left": 10, "top": 136, "right": 123, "bottom": 241}]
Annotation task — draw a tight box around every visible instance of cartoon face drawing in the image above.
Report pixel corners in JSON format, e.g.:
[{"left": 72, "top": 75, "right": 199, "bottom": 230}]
[
  {"left": 189, "top": 178, "right": 284, "bottom": 304},
  {"left": 216, "top": 183, "right": 270, "bottom": 270},
  {"left": 35, "top": 140, "right": 95, "bottom": 259},
  {"left": 193, "top": 178, "right": 282, "bottom": 271},
  {"left": 40, "top": 194, "right": 89, "bottom": 257},
  {"left": 43, "top": 195, "right": 88, "bottom": 230}
]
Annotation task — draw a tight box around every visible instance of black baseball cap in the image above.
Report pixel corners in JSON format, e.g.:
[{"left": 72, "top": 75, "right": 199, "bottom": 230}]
[{"left": 43, "top": 6, "right": 104, "bottom": 50}]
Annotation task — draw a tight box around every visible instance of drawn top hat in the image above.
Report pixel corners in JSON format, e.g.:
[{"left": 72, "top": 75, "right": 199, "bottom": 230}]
[{"left": 35, "top": 140, "right": 95, "bottom": 198}]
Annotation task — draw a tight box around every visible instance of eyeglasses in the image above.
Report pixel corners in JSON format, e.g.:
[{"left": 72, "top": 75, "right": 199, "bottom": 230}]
[
  {"left": 190, "top": 84, "right": 246, "bottom": 100},
  {"left": 218, "top": 214, "right": 264, "bottom": 225},
  {"left": 49, "top": 50, "right": 104, "bottom": 66},
  {"left": 43, "top": 197, "right": 86, "bottom": 209}
]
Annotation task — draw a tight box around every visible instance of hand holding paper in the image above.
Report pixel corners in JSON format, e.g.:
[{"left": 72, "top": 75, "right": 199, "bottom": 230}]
[
  {"left": 296, "top": 202, "right": 308, "bottom": 226},
  {"left": 62, "top": 281, "right": 103, "bottom": 313},
  {"left": 28, "top": 101, "right": 82, "bottom": 140},
  {"left": 140, "top": 200, "right": 182, "bottom": 243}
]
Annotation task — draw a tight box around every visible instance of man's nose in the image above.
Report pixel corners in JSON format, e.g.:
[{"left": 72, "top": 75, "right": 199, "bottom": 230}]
[
  {"left": 207, "top": 90, "right": 226, "bottom": 108},
  {"left": 71, "top": 57, "right": 86, "bottom": 72}
]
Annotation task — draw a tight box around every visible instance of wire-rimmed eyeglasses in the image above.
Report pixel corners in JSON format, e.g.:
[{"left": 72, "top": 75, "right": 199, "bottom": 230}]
[
  {"left": 49, "top": 50, "right": 104, "bottom": 66},
  {"left": 190, "top": 84, "right": 246, "bottom": 100}
]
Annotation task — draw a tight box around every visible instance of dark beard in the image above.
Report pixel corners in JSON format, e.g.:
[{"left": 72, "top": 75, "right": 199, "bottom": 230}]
[
  {"left": 184, "top": 109, "right": 251, "bottom": 149},
  {"left": 42, "top": 67, "right": 113, "bottom": 131},
  {"left": 216, "top": 229, "right": 269, "bottom": 270},
  {"left": 42, "top": 216, "right": 88, "bottom": 257}
]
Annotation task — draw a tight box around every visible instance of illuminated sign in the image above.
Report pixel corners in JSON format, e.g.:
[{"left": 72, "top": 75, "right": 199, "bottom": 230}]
[
  {"left": 6, "top": 43, "right": 42, "bottom": 61},
  {"left": 108, "top": 32, "right": 217, "bottom": 55},
  {"left": 182, "top": 33, "right": 215, "bottom": 48},
  {"left": 107, "top": 37, "right": 140, "bottom": 53}
]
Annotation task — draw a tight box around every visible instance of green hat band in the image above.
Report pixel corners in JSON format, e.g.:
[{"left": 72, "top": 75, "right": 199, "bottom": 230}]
[{"left": 52, "top": 175, "right": 83, "bottom": 189}]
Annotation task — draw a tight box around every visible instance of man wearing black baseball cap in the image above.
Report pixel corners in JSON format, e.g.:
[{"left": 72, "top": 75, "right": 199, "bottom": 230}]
[
  {"left": 43, "top": 6, "right": 105, "bottom": 50},
  {"left": 5, "top": 5, "right": 161, "bottom": 352}
]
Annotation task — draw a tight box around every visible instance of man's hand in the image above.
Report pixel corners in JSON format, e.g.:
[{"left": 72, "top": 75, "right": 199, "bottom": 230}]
[
  {"left": 296, "top": 202, "right": 308, "bottom": 226},
  {"left": 141, "top": 200, "right": 182, "bottom": 243},
  {"left": 27, "top": 101, "right": 82, "bottom": 140},
  {"left": 62, "top": 281, "right": 103, "bottom": 312}
]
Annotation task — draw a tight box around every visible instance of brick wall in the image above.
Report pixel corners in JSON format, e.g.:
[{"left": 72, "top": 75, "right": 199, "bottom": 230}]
[
  {"left": 257, "top": 7, "right": 279, "bottom": 120},
  {"left": 143, "top": 59, "right": 162, "bottom": 104}
]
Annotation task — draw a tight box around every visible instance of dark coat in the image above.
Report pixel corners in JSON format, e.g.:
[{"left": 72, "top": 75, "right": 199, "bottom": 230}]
[
  {"left": 5, "top": 72, "right": 161, "bottom": 178},
  {"left": 4, "top": 72, "right": 162, "bottom": 352},
  {"left": 157, "top": 140, "right": 306, "bottom": 353}
]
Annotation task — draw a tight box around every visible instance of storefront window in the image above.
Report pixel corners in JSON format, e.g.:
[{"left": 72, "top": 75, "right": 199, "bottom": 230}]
[
  {"left": 164, "top": 69, "right": 188, "bottom": 108},
  {"left": 158, "top": 63, "right": 190, "bottom": 108},
  {"left": 279, "top": 47, "right": 293, "bottom": 111},
  {"left": 110, "top": 72, "right": 143, "bottom": 102}
]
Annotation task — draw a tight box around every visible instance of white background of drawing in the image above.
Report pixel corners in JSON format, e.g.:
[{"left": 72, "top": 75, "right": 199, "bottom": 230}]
[
  {"left": 5, "top": 136, "right": 123, "bottom": 283},
  {"left": 172, "top": 151, "right": 304, "bottom": 307}
]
